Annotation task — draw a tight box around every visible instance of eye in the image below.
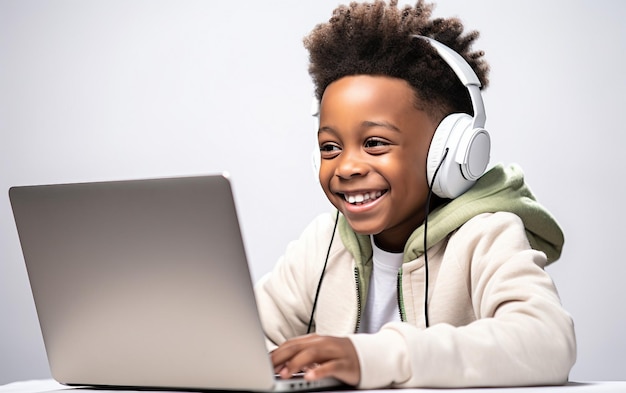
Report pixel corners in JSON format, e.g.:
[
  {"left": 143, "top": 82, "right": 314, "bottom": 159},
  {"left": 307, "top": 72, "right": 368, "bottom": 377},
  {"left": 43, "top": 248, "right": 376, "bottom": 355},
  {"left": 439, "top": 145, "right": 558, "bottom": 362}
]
[
  {"left": 319, "top": 142, "right": 341, "bottom": 158},
  {"left": 364, "top": 138, "right": 391, "bottom": 153}
]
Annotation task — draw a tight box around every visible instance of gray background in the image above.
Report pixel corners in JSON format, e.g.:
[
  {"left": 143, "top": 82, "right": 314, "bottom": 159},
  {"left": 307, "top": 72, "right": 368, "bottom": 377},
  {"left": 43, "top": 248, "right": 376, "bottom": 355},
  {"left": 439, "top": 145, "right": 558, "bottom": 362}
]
[{"left": 1, "top": 0, "right": 624, "bottom": 385}]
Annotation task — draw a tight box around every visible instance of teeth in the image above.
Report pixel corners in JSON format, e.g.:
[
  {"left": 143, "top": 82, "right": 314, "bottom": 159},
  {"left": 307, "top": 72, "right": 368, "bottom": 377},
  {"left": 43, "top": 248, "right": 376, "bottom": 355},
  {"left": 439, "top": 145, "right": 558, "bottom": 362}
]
[{"left": 345, "top": 191, "right": 383, "bottom": 205}]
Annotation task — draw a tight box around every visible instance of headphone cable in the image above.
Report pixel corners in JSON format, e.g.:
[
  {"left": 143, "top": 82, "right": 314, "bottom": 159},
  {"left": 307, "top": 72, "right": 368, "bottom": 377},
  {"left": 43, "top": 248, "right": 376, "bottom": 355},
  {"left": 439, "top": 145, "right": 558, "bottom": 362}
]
[
  {"left": 423, "top": 147, "right": 449, "bottom": 328},
  {"left": 307, "top": 209, "right": 340, "bottom": 334}
]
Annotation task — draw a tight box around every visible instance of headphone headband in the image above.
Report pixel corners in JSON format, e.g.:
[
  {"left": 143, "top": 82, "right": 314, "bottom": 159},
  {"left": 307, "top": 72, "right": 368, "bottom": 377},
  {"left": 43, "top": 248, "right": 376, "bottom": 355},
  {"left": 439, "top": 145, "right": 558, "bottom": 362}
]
[{"left": 412, "top": 35, "right": 486, "bottom": 129}]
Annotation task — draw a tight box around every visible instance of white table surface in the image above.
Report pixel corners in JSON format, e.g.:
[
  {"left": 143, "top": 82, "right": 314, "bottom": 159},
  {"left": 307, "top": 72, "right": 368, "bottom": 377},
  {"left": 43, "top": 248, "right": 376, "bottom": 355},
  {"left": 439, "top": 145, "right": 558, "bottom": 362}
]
[{"left": 2, "top": 379, "right": 626, "bottom": 393}]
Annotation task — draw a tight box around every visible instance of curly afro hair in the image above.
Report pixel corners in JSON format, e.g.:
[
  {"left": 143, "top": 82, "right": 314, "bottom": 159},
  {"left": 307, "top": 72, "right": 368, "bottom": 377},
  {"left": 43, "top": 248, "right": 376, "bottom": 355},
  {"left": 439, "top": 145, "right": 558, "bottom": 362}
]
[{"left": 303, "top": 0, "right": 490, "bottom": 120}]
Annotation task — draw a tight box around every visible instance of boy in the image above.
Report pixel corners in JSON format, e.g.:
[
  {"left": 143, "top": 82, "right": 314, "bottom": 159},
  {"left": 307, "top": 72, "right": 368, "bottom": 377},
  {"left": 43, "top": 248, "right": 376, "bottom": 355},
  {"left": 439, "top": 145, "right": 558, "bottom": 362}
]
[{"left": 255, "top": 0, "right": 576, "bottom": 388}]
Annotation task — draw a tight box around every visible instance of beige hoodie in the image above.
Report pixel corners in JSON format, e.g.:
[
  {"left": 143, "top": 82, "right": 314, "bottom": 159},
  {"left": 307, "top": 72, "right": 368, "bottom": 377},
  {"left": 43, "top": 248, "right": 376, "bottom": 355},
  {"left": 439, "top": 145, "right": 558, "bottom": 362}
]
[{"left": 255, "top": 164, "right": 576, "bottom": 388}]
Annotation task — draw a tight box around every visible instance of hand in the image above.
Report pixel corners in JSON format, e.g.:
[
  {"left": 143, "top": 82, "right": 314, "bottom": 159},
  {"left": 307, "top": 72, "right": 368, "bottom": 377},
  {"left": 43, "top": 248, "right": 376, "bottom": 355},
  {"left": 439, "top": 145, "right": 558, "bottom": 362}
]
[{"left": 271, "top": 334, "right": 360, "bottom": 386}]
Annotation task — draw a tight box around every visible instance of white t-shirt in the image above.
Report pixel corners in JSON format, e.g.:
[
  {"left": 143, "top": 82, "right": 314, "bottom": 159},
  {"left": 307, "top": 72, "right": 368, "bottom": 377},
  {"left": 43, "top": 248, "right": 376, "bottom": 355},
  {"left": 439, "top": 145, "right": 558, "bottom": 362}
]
[{"left": 357, "top": 236, "right": 404, "bottom": 333}]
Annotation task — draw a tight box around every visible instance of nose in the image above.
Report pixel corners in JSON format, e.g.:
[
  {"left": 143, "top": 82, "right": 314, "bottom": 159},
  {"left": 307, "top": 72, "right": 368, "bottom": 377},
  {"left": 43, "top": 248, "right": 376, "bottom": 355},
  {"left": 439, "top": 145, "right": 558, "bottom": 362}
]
[{"left": 335, "top": 148, "right": 369, "bottom": 179}]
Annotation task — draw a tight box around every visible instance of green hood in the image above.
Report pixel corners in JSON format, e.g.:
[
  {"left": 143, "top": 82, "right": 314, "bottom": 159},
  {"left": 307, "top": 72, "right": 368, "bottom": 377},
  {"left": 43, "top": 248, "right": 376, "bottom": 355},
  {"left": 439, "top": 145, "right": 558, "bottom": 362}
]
[{"left": 337, "top": 164, "right": 565, "bottom": 280}]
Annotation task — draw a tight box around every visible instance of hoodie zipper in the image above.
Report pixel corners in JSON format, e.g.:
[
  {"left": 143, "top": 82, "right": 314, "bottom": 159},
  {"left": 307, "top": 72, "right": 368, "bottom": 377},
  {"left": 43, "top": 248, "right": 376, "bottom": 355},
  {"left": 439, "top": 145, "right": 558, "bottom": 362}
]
[
  {"left": 397, "top": 268, "right": 406, "bottom": 322},
  {"left": 353, "top": 267, "right": 362, "bottom": 333}
]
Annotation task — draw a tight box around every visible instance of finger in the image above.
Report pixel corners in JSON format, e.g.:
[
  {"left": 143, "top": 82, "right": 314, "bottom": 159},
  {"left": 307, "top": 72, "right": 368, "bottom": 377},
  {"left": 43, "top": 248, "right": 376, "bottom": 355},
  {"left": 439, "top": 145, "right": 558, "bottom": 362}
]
[
  {"left": 304, "top": 359, "right": 360, "bottom": 386},
  {"left": 270, "top": 334, "right": 321, "bottom": 368},
  {"left": 278, "top": 345, "right": 326, "bottom": 377}
]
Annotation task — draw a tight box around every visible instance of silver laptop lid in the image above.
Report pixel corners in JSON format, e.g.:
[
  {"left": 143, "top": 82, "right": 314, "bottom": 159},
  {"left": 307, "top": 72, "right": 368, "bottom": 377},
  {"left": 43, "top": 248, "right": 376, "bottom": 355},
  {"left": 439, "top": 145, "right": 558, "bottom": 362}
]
[{"left": 9, "top": 174, "right": 278, "bottom": 391}]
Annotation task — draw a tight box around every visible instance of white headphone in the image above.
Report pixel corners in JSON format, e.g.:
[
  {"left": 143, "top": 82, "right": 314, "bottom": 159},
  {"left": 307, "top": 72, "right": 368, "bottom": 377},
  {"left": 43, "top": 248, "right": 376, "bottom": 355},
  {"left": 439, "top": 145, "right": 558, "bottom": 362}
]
[
  {"left": 416, "top": 35, "right": 490, "bottom": 199},
  {"left": 311, "top": 35, "right": 490, "bottom": 199}
]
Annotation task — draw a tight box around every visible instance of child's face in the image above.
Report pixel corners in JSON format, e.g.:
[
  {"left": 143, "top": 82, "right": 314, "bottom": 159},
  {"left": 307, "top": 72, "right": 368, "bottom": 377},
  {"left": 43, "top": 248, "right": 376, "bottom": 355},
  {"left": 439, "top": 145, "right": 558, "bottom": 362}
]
[{"left": 317, "top": 75, "right": 439, "bottom": 252}]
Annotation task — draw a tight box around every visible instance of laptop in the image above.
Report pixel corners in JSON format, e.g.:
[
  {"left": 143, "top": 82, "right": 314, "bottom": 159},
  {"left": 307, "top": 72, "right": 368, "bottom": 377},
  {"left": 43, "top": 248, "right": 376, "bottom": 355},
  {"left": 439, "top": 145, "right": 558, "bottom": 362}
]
[{"left": 9, "top": 174, "right": 343, "bottom": 392}]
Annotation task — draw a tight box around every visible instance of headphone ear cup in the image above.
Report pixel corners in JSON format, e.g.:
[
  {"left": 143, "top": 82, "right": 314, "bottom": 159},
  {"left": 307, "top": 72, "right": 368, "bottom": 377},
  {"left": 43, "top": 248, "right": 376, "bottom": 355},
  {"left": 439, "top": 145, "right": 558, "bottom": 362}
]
[
  {"left": 427, "top": 113, "right": 489, "bottom": 199},
  {"left": 311, "top": 112, "right": 321, "bottom": 179},
  {"left": 311, "top": 147, "right": 320, "bottom": 177},
  {"left": 426, "top": 114, "right": 455, "bottom": 193},
  {"left": 311, "top": 96, "right": 322, "bottom": 179}
]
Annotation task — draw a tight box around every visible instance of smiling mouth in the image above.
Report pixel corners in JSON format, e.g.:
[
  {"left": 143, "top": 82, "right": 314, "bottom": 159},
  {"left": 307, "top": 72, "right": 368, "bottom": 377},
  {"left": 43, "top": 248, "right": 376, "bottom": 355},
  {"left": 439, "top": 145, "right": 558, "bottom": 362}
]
[{"left": 341, "top": 190, "right": 387, "bottom": 205}]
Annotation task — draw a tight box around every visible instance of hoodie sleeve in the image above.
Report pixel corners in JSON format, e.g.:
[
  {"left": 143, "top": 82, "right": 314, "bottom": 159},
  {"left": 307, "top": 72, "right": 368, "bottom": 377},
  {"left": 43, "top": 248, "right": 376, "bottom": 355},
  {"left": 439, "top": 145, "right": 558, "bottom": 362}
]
[{"left": 348, "top": 212, "right": 576, "bottom": 388}]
